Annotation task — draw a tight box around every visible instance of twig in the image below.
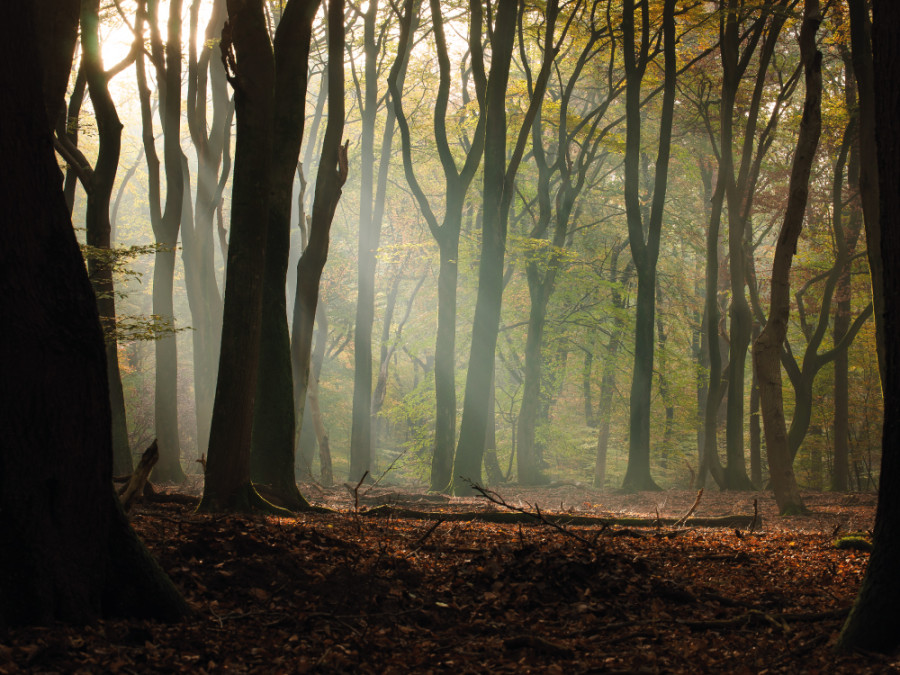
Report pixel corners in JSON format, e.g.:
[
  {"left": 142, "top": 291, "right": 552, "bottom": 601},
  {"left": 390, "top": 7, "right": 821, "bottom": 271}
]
[
  {"left": 674, "top": 488, "right": 703, "bottom": 527},
  {"left": 749, "top": 498, "right": 759, "bottom": 532},
  {"left": 410, "top": 519, "right": 444, "bottom": 552},
  {"left": 352, "top": 470, "right": 369, "bottom": 534}
]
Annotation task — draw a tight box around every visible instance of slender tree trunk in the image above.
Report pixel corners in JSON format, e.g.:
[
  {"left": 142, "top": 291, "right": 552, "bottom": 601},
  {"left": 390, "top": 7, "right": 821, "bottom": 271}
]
[
  {"left": 290, "top": 0, "right": 349, "bottom": 466},
  {"left": 752, "top": 0, "right": 821, "bottom": 516},
  {"left": 621, "top": 0, "right": 675, "bottom": 492},
  {"left": 388, "top": 0, "right": 484, "bottom": 492},
  {"left": 451, "top": 0, "right": 559, "bottom": 494},
  {"left": 140, "top": 0, "right": 187, "bottom": 484},
  {"left": 847, "top": 0, "right": 885, "bottom": 390},
  {"left": 81, "top": 0, "right": 133, "bottom": 478},
  {"left": 185, "top": 0, "right": 229, "bottom": 459}
]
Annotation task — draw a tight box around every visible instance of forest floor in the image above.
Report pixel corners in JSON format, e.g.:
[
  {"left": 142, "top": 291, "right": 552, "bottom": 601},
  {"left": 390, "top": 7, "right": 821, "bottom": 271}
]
[{"left": 2, "top": 483, "right": 897, "bottom": 674}]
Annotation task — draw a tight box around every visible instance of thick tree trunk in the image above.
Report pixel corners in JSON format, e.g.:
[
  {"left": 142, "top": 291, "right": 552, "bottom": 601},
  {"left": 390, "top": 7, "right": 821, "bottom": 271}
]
[
  {"left": 250, "top": 0, "right": 320, "bottom": 511},
  {"left": 838, "top": 0, "right": 900, "bottom": 653},
  {"left": 200, "top": 0, "right": 280, "bottom": 513},
  {"left": 0, "top": 1, "right": 186, "bottom": 624},
  {"left": 752, "top": 0, "right": 821, "bottom": 517}
]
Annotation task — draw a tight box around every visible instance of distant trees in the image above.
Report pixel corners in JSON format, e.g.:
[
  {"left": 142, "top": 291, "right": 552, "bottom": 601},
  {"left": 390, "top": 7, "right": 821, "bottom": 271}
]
[{"left": 34, "top": 0, "right": 887, "bottom": 509}]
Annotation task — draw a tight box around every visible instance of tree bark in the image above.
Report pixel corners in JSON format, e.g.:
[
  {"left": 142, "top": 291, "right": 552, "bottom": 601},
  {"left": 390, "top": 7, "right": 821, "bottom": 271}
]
[
  {"left": 621, "top": 0, "right": 675, "bottom": 492},
  {"left": 838, "top": 0, "right": 900, "bottom": 653},
  {"left": 388, "top": 0, "right": 484, "bottom": 492},
  {"left": 0, "top": 1, "right": 185, "bottom": 624},
  {"left": 200, "top": 0, "right": 281, "bottom": 513},
  {"left": 752, "top": 0, "right": 821, "bottom": 517},
  {"left": 290, "top": 0, "right": 349, "bottom": 470},
  {"left": 250, "top": 0, "right": 321, "bottom": 511}
]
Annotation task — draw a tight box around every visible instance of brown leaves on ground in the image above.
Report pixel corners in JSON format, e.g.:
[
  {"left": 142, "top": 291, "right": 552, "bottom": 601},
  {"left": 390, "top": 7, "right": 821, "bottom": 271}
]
[{"left": 0, "top": 486, "right": 895, "bottom": 673}]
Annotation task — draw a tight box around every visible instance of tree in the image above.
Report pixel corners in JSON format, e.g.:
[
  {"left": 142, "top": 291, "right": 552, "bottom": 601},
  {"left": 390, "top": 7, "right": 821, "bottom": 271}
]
[
  {"left": 200, "top": 0, "right": 283, "bottom": 512},
  {"left": 53, "top": 0, "right": 138, "bottom": 476},
  {"left": 752, "top": 0, "right": 822, "bottom": 517},
  {"left": 347, "top": 0, "right": 404, "bottom": 482},
  {"left": 184, "top": 0, "right": 230, "bottom": 458},
  {"left": 290, "top": 0, "right": 350, "bottom": 483},
  {"left": 250, "top": 0, "right": 322, "bottom": 510},
  {"left": 450, "top": 0, "right": 560, "bottom": 494},
  {"left": 620, "top": 0, "right": 676, "bottom": 492},
  {"left": 389, "top": 0, "right": 487, "bottom": 492},
  {"left": 837, "top": 0, "right": 900, "bottom": 653},
  {"left": 135, "top": 0, "right": 188, "bottom": 483},
  {"left": 0, "top": 0, "right": 185, "bottom": 625}
]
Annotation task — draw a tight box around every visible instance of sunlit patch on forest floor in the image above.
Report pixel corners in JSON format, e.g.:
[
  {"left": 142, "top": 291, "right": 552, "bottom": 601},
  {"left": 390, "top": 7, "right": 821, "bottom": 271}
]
[{"left": 0, "top": 486, "right": 893, "bottom": 673}]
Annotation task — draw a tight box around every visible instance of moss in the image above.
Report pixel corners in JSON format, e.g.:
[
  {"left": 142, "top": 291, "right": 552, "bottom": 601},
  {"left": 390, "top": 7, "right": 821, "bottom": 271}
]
[{"left": 834, "top": 535, "right": 873, "bottom": 552}]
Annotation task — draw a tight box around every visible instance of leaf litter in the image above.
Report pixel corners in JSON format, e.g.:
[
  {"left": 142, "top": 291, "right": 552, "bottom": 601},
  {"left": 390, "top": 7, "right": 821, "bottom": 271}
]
[{"left": 0, "top": 486, "right": 895, "bottom": 673}]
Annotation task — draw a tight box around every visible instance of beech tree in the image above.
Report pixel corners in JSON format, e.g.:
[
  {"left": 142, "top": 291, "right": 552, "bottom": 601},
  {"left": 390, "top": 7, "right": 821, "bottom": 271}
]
[
  {"left": 389, "top": 0, "right": 487, "bottom": 491},
  {"left": 53, "top": 0, "right": 138, "bottom": 476},
  {"left": 134, "top": 0, "right": 188, "bottom": 483},
  {"left": 838, "top": 0, "right": 900, "bottom": 652},
  {"left": 250, "top": 0, "right": 323, "bottom": 510},
  {"left": 450, "top": 0, "right": 561, "bottom": 494},
  {"left": 620, "top": 0, "right": 676, "bottom": 492},
  {"left": 752, "top": 0, "right": 822, "bottom": 516},
  {"left": 0, "top": 0, "right": 185, "bottom": 625}
]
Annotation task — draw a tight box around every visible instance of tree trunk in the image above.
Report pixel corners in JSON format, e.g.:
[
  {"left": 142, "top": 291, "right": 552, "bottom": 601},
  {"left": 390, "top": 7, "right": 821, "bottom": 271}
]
[
  {"left": 185, "top": 0, "right": 229, "bottom": 459},
  {"left": 290, "top": 0, "right": 348, "bottom": 474},
  {"left": 847, "top": 0, "right": 885, "bottom": 390},
  {"left": 838, "top": 0, "right": 900, "bottom": 652},
  {"left": 81, "top": 0, "right": 133, "bottom": 478},
  {"left": 451, "top": 0, "right": 559, "bottom": 495},
  {"left": 200, "top": 0, "right": 280, "bottom": 513},
  {"left": 250, "top": 0, "right": 320, "bottom": 511},
  {"left": 137, "top": 0, "right": 187, "bottom": 484},
  {"left": 388, "top": 0, "right": 479, "bottom": 493},
  {"left": 752, "top": 0, "right": 821, "bottom": 517},
  {"left": 0, "top": 1, "right": 186, "bottom": 624},
  {"left": 621, "top": 0, "right": 675, "bottom": 493}
]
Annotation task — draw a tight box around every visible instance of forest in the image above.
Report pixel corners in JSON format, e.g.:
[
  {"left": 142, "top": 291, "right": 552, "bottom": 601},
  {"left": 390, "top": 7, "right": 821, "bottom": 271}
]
[{"left": 2, "top": 0, "right": 900, "bottom": 671}]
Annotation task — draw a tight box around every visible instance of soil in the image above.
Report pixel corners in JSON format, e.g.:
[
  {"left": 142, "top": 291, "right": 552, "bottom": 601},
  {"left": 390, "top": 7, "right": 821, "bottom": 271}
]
[{"left": 0, "top": 484, "right": 894, "bottom": 674}]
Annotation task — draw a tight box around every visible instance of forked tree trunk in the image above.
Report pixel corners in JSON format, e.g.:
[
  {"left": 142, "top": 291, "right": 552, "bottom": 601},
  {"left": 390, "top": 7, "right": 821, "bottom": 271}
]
[
  {"left": 621, "top": 0, "right": 675, "bottom": 492},
  {"left": 250, "top": 0, "right": 321, "bottom": 511},
  {"left": 752, "top": 0, "right": 821, "bottom": 516}
]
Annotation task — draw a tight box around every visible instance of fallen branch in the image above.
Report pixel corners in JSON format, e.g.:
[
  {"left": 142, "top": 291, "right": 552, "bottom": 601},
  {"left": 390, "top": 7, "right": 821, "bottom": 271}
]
[
  {"left": 674, "top": 488, "right": 703, "bottom": 527},
  {"left": 468, "top": 482, "right": 598, "bottom": 548},
  {"left": 120, "top": 440, "right": 159, "bottom": 512},
  {"left": 360, "top": 506, "right": 758, "bottom": 529}
]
